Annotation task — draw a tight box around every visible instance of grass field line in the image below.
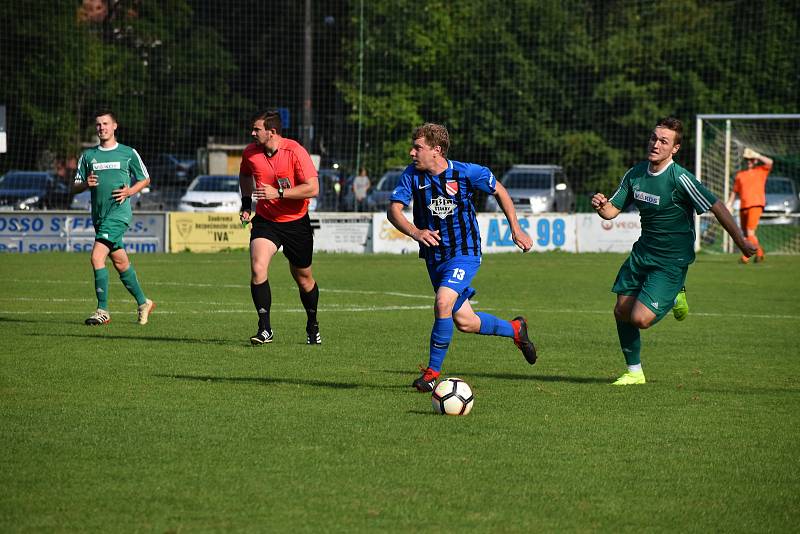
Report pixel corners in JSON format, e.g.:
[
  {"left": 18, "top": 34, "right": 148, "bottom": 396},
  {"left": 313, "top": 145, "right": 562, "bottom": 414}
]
[
  {"left": 1, "top": 278, "right": 432, "bottom": 299},
  {"left": 0, "top": 300, "right": 796, "bottom": 320},
  {"left": 0, "top": 305, "right": 436, "bottom": 315}
]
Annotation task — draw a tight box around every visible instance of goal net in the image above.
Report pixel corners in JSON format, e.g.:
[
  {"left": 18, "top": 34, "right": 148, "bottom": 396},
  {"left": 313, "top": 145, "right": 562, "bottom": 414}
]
[{"left": 695, "top": 114, "right": 800, "bottom": 255}]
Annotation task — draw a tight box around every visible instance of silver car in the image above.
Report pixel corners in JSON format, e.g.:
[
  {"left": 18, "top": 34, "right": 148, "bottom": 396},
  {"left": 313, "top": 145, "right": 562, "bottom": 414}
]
[
  {"left": 764, "top": 176, "right": 799, "bottom": 215},
  {"left": 178, "top": 174, "right": 241, "bottom": 212},
  {"left": 485, "top": 164, "right": 574, "bottom": 213}
]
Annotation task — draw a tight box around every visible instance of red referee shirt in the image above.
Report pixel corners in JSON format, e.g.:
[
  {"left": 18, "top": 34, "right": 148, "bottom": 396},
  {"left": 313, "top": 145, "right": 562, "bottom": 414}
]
[{"left": 240, "top": 138, "right": 318, "bottom": 222}]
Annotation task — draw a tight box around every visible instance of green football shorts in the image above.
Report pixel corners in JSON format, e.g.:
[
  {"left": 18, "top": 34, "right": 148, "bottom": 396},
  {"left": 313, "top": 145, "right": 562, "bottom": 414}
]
[
  {"left": 611, "top": 249, "right": 688, "bottom": 322},
  {"left": 94, "top": 218, "right": 129, "bottom": 251}
]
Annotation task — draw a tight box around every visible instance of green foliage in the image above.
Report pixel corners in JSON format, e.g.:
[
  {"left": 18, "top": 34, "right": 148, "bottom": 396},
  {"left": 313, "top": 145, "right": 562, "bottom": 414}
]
[
  {"left": 339, "top": 0, "right": 797, "bottom": 182},
  {"left": 0, "top": 0, "right": 244, "bottom": 167}
]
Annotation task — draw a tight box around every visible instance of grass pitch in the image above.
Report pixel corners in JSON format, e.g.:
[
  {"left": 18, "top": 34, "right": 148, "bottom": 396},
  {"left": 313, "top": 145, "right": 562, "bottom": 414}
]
[{"left": 1, "top": 251, "right": 799, "bottom": 532}]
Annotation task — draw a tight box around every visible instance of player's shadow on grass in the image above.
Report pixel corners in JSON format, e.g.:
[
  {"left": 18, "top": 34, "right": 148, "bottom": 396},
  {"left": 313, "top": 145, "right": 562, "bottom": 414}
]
[
  {"left": 155, "top": 373, "right": 360, "bottom": 390},
  {"left": 381, "top": 369, "right": 608, "bottom": 385},
  {"left": 0, "top": 316, "right": 40, "bottom": 324},
  {"left": 60, "top": 333, "right": 233, "bottom": 345}
]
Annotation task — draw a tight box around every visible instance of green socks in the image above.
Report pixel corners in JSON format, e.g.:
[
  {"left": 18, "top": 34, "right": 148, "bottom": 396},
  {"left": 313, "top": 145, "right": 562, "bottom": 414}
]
[
  {"left": 119, "top": 266, "right": 147, "bottom": 306},
  {"left": 615, "top": 320, "right": 641, "bottom": 366},
  {"left": 94, "top": 267, "right": 109, "bottom": 310}
]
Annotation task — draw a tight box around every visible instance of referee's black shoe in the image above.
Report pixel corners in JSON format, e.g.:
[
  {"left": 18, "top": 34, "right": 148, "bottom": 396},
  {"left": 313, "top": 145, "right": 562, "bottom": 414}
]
[
  {"left": 250, "top": 328, "right": 274, "bottom": 345},
  {"left": 306, "top": 322, "right": 322, "bottom": 345}
]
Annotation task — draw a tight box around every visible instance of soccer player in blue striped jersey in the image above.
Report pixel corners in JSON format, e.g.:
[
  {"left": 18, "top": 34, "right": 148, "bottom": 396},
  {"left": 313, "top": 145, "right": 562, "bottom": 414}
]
[
  {"left": 592, "top": 117, "right": 756, "bottom": 385},
  {"left": 387, "top": 123, "right": 537, "bottom": 392}
]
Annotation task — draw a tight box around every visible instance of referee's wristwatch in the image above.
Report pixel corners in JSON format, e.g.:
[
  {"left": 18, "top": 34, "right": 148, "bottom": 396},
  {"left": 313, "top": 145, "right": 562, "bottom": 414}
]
[{"left": 277, "top": 186, "right": 284, "bottom": 199}]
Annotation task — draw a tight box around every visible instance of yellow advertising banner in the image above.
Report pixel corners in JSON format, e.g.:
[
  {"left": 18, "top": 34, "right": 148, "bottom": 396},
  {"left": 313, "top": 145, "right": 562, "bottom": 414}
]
[{"left": 169, "top": 212, "right": 250, "bottom": 252}]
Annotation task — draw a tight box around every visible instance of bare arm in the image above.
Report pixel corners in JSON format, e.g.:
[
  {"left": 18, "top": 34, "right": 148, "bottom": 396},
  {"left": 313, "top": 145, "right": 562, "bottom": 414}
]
[
  {"left": 112, "top": 176, "right": 150, "bottom": 204},
  {"left": 726, "top": 191, "right": 737, "bottom": 209},
  {"left": 72, "top": 172, "right": 100, "bottom": 195},
  {"left": 591, "top": 192, "right": 622, "bottom": 220},
  {"left": 493, "top": 182, "right": 532, "bottom": 251},
  {"left": 72, "top": 180, "right": 89, "bottom": 195},
  {"left": 387, "top": 201, "right": 440, "bottom": 247},
  {"left": 253, "top": 176, "right": 319, "bottom": 201},
  {"left": 710, "top": 200, "right": 757, "bottom": 257}
]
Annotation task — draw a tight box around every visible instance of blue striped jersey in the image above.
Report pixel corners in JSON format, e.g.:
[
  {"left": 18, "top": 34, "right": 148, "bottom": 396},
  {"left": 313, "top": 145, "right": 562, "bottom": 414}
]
[
  {"left": 390, "top": 159, "right": 497, "bottom": 264},
  {"left": 609, "top": 160, "right": 717, "bottom": 265}
]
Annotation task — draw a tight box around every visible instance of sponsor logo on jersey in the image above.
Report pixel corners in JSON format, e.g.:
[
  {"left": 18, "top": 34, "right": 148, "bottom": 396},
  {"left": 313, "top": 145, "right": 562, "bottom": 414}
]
[
  {"left": 634, "top": 190, "right": 660, "bottom": 205},
  {"left": 418, "top": 183, "right": 431, "bottom": 190},
  {"left": 93, "top": 162, "right": 121, "bottom": 171},
  {"left": 445, "top": 180, "right": 458, "bottom": 196},
  {"left": 428, "top": 196, "right": 456, "bottom": 219},
  {"left": 651, "top": 301, "right": 659, "bottom": 309}
]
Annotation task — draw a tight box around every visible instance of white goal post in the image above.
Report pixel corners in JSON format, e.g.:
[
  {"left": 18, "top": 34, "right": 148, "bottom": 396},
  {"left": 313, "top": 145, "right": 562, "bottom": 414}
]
[{"left": 695, "top": 114, "right": 800, "bottom": 254}]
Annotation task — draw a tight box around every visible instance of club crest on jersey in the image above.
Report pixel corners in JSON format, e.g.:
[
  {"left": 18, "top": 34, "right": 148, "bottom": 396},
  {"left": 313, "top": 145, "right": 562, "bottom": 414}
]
[
  {"left": 634, "top": 190, "right": 660, "bottom": 205},
  {"left": 93, "top": 162, "right": 121, "bottom": 170},
  {"left": 445, "top": 180, "right": 458, "bottom": 196},
  {"left": 428, "top": 196, "right": 456, "bottom": 219}
]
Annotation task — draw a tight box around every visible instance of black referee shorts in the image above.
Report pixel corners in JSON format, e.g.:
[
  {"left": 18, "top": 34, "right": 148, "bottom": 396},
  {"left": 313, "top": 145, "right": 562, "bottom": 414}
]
[{"left": 250, "top": 214, "right": 314, "bottom": 268}]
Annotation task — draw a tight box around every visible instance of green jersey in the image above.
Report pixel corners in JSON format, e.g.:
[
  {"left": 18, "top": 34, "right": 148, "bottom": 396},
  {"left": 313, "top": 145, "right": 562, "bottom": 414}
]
[
  {"left": 610, "top": 160, "right": 717, "bottom": 266},
  {"left": 75, "top": 143, "right": 149, "bottom": 225}
]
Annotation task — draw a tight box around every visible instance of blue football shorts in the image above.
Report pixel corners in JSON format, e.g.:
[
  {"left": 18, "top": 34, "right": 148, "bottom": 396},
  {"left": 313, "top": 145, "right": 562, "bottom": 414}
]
[{"left": 426, "top": 256, "right": 481, "bottom": 313}]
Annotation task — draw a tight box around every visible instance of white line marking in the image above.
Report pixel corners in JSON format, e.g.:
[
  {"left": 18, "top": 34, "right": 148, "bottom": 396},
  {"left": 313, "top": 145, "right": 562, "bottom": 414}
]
[
  {"left": 0, "top": 305, "right": 435, "bottom": 315},
  {"left": 0, "top": 279, "right": 432, "bottom": 299}
]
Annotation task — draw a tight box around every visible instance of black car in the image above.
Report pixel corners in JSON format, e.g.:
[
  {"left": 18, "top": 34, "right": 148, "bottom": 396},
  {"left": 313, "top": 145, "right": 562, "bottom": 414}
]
[
  {"left": 0, "top": 171, "right": 71, "bottom": 210},
  {"left": 146, "top": 153, "right": 197, "bottom": 186}
]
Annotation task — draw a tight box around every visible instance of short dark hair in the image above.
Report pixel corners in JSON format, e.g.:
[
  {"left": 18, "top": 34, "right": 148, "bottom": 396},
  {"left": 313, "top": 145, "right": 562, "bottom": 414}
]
[
  {"left": 412, "top": 123, "right": 450, "bottom": 157},
  {"left": 655, "top": 117, "right": 683, "bottom": 145},
  {"left": 250, "top": 109, "right": 282, "bottom": 135},
  {"left": 94, "top": 108, "right": 117, "bottom": 123}
]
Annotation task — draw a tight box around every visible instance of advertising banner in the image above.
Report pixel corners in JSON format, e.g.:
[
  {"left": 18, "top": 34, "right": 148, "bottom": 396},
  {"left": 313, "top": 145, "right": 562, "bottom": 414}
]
[
  {"left": 371, "top": 212, "right": 418, "bottom": 254},
  {"left": 574, "top": 213, "right": 641, "bottom": 252},
  {"left": 371, "top": 212, "right": 579, "bottom": 254},
  {"left": 478, "top": 213, "right": 577, "bottom": 253},
  {"left": 312, "top": 213, "right": 371, "bottom": 253},
  {"left": 169, "top": 212, "right": 249, "bottom": 252},
  {"left": 0, "top": 211, "right": 166, "bottom": 253}
]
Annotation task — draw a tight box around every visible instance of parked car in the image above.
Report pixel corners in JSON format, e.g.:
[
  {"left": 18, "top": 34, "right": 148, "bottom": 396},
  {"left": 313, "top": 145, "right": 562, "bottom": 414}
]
[
  {"left": 147, "top": 153, "right": 197, "bottom": 186},
  {"left": 71, "top": 184, "right": 167, "bottom": 211},
  {"left": 366, "top": 168, "right": 405, "bottom": 212},
  {"left": 730, "top": 175, "right": 800, "bottom": 224},
  {"left": 309, "top": 167, "right": 345, "bottom": 212},
  {"left": 178, "top": 174, "right": 241, "bottom": 212},
  {"left": 0, "top": 170, "right": 71, "bottom": 210},
  {"left": 764, "top": 175, "right": 799, "bottom": 214},
  {"left": 485, "top": 164, "right": 575, "bottom": 213}
]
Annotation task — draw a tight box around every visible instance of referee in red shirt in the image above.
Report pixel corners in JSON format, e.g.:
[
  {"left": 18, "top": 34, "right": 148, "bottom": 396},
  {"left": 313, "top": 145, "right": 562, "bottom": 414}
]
[{"left": 239, "top": 110, "right": 322, "bottom": 345}]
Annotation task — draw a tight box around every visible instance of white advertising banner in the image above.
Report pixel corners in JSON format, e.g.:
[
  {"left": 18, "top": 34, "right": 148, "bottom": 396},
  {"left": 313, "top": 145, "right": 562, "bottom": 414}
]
[
  {"left": 311, "top": 214, "right": 371, "bottom": 253},
  {"left": 0, "top": 211, "right": 167, "bottom": 253},
  {"left": 478, "top": 213, "right": 577, "bottom": 253},
  {"left": 574, "top": 213, "right": 641, "bottom": 252},
  {"left": 371, "top": 212, "right": 418, "bottom": 254},
  {"left": 370, "top": 212, "right": 579, "bottom": 254}
]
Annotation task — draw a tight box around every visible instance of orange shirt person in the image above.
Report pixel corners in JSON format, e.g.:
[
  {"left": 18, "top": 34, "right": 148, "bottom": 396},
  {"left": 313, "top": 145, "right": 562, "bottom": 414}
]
[
  {"left": 727, "top": 148, "right": 773, "bottom": 263},
  {"left": 239, "top": 110, "right": 322, "bottom": 346}
]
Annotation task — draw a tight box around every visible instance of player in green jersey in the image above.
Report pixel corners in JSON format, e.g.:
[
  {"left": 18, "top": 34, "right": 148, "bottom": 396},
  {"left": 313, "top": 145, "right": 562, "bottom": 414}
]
[
  {"left": 73, "top": 109, "right": 155, "bottom": 326},
  {"left": 592, "top": 117, "right": 756, "bottom": 385}
]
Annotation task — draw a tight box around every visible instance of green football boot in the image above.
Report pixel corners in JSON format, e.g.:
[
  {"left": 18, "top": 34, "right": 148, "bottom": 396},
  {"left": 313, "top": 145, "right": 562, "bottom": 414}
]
[
  {"left": 672, "top": 286, "right": 688, "bottom": 321},
  {"left": 611, "top": 370, "right": 646, "bottom": 386}
]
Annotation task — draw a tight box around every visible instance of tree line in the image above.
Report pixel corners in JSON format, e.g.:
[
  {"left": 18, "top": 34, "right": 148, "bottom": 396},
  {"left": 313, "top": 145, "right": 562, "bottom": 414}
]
[{"left": 0, "top": 0, "right": 796, "bottom": 198}]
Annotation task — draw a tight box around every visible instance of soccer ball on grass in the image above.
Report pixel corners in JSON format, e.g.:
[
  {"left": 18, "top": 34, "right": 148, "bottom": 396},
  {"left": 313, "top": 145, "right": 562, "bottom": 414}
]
[{"left": 431, "top": 377, "right": 474, "bottom": 416}]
